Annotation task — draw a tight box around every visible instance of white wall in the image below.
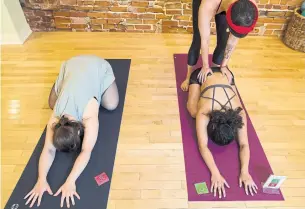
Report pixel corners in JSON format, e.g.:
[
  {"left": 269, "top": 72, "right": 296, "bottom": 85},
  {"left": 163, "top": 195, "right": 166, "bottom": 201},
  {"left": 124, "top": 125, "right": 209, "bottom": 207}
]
[{"left": 0, "top": 0, "right": 32, "bottom": 45}]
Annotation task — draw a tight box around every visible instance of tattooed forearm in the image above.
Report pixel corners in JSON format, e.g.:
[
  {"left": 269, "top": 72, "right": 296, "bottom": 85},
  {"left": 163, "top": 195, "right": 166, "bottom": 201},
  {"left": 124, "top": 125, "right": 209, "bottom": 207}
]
[{"left": 224, "top": 44, "right": 234, "bottom": 60}]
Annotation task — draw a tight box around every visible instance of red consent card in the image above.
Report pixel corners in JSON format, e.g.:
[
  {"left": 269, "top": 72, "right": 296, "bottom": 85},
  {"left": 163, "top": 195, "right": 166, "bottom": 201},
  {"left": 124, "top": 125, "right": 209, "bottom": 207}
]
[{"left": 94, "top": 172, "right": 109, "bottom": 186}]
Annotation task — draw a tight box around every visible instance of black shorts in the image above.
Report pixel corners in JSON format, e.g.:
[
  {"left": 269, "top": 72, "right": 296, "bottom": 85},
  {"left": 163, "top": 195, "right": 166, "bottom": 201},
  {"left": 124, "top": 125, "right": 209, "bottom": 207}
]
[{"left": 189, "top": 67, "right": 235, "bottom": 85}]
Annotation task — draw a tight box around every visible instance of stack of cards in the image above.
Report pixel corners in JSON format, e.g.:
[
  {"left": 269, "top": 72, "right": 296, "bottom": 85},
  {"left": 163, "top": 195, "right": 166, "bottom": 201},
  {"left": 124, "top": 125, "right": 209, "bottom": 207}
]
[
  {"left": 194, "top": 182, "right": 209, "bottom": 195},
  {"left": 261, "top": 175, "right": 286, "bottom": 195},
  {"left": 94, "top": 172, "right": 109, "bottom": 186}
]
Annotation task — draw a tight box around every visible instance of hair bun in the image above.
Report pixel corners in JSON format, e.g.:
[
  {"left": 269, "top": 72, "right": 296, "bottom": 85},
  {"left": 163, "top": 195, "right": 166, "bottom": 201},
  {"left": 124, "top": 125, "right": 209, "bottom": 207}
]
[{"left": 59, "top": 116, "right": 69, "bottom": 126}]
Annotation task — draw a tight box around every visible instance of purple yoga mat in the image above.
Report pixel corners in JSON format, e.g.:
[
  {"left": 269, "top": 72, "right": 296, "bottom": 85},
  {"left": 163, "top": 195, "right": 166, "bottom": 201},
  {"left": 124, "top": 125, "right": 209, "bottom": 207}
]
[{"left": 174, "top": 54, "right": 284, "bottom": 201}]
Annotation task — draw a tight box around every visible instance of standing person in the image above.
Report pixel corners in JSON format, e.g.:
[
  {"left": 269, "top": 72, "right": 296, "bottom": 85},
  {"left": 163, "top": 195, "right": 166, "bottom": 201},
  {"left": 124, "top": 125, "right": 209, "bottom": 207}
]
[
  {"left": 181, "top": 0, "right": 258, "bottom": 91},
  {"left": 24, "top": 55, "right": 119, "bottom": 208}
]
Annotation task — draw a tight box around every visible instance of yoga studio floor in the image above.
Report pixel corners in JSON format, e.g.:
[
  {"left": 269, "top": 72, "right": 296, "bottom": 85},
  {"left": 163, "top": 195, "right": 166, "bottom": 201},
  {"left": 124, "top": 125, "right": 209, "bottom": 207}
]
[{"left": 1, "top": 32, "right": 305, "bottom": 209}]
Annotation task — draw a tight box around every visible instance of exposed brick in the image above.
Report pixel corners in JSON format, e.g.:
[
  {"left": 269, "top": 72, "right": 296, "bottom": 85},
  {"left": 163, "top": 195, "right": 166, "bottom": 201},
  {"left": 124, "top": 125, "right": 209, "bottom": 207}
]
[
  {"left": 26, "top": 16, "right": 41, "bottom": 22},
  {"left": 285, "top": 11, "right": 294, "bottom": 16},
  {"left": 138, "top": 14, "right": 156, "bottom": 19},
  {"left": 187, "top": 26, "right": 193, "bottom": 33},
  {"left": 155, "top": 1, "right": 165, "bottom": 7},
  {"left": 183, "top": 9, "right": 191, "bottom": 15},
  {"left": 71, "top": 23, "right": 87, "bottom": 28},
  {"left": 266, "top": 24, "right": 283, "bottom": 29},
  {"left": 131, "top": 1, "right": 149, "bottom": 7},
  {"left": 127, "top": 29, "right": 142, "bottom": 32},
  {"left": 120, "top": 13, "right": 137, "bottom": 18},
  {"left": 165, "top": 3, "right": 182, "bottom": 9},
  {"left": 80, "top": 0, "right": 95, "bottom": 5},
  {"left": 143, "top": 19, "right": 159, "bottom": 24},
  {"left": 91, "top": 25, "right": 103, "bottom": 30},
  {"left": 288, "top": 5, "right": 296, "bottom": 9},
  {"left": 267, "top": 11, "right": 286, "bottom": 16},
  {"left": 258, "top": 4, "right": 265, "bottom": 8},
  {"left": 55, "top": 17, "right": 71, "bottom": 23},
  {"left": 173, "top": 15, "right": 191, "bottom": 20},
  {"left": 108, "top": 19, "right": 122, "bottom": 24},
  {"left": 259, "top": 0, "right": 270, "bottom": 3},
  {"left": 60, "top": 0, "right": 77, "bottom": 5},
  {"left": 70, "top": 11, "right": 87, "bottom": 17},
  {"left": 94, "top": 0, "right": 111, "bottom": 6},
  {"left": 273, "top": 5, "right": 281, "bottom": 8},
  {"left": 126, "top": 25, "right": 135, "bottom": 30},
  {"left": 54, "top": 11, "right": 71, "bottom": 17},
  {"left": 131, "top": 7, "right": 146, "bottom": 12},
  {"left": 270, "top": 0, "right": 280, "bottom": 4},
  {"left": 146, "top": 8, "right": 164, "bottom": 13},
  {"left": 76, "top": 5, "right": 93, "bottom": 10},
  {"left": 56, "top": 23, "right": 71, "bottom": 28},
  {"left": 273, "top": 29, "right": 283, "bottom": 35},
  {"left": 265, "top": 4, "right": 272, "bottom": 8},
  {"left": 255, "top": 22, "right": 264, "bottom": 27},
  {"left": 181, "top": 0, "right": 192, "bottom": 2},
  {"left": 88, "top": 12, "right": 107, "bottom": 18},
  {"left": 162, "top": 20, "right": 178, "bottom": 26},
  {"left": 104, "top": 24, "right": 116, "bottom": 29},
  {"left": 166, "top": 9, "right": 183, "bottom": 15},
  {"left": 263, "top": 29, "right": 274, "bottom": 35},
  {"left": 179, "top": 20, "right": 192, "bottom": 26},
  {"left": 156, "top": 14, "right": 172, "bottom": 19},
  {"left": 93, "top": 6, "right": 110, "bottom": 11},
  {"left": 135, "top": 25, "right": 152, "bottom": 29},
  {"left": 162, "top": 25, "right": 189, "bottom": 33},
  {"left": 280, "top": 5, "right": 288, "bottom": 9},
  {"left": 280, "top": 0, "right": 288, "bottom": 4},
  {"left": 91, "top": 19, "right": 107, "bottom": 24},
  {"left": 110, "top": 6, "right": 128, "bottom": 12},
  {"left": 126, "top": 19, "right": 143, "bottom": 24},
  {"left": 183, "top": 3, "right": 192, "bottom": 9}
]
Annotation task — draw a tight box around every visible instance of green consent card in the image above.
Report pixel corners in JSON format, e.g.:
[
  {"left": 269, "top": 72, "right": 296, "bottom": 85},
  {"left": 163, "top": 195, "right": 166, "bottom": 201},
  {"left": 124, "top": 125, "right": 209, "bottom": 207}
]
[{"left": 194, "top": 182, "right": 209, "bottom": 194}]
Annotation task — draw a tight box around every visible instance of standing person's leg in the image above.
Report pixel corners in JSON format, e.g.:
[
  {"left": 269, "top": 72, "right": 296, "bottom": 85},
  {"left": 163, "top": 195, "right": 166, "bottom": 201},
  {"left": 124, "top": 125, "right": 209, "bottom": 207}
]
[
  {"left": 212, "top": 12, "right": 230, "bottom": 67},
  {"left": 181, "top": 0, "right": 202, "bottom": 92},
  {"left": 101, "top": 81, "right": 119, "bottom": 111}
]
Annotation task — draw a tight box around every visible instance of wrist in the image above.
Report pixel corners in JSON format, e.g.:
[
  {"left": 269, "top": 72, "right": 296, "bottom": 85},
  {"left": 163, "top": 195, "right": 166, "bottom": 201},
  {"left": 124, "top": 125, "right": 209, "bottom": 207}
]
[
  {"left": 241, "top": 168, "right": 249, "bottom": 175},
  {"left": 211, "top": 169, "right": 220, "bottom": 176},
  {"left": 38, "top": 176, "right": 47, "bottom": 182},
  {"left": 66, "top": 177, "right": 76, "bottom": 184}
]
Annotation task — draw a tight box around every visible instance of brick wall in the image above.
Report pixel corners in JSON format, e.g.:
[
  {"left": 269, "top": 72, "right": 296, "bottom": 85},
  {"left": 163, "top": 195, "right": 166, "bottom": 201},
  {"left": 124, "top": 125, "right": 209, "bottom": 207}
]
[{"left": 20, "top": 0, "right": 303, "bottom": 36}]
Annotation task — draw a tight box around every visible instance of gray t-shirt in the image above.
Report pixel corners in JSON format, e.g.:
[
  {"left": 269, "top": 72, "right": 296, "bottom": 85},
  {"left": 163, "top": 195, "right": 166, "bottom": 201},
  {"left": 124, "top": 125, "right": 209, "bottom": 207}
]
[{"left": 54, "top": 55, "right": 115, "bottom": 121}]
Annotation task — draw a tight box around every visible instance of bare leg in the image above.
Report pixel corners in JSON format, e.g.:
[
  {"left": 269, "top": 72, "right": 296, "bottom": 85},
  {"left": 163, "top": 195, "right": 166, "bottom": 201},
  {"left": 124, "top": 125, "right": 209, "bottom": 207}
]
[
  {"left": 48, "top": 83, "right": 57, "bottom": 110},
  {"left": 101, "top": 81, "right": 119, "bottom": 111},
  {"left": 187, "top": 84, "right": 201, "bottom": 118}
]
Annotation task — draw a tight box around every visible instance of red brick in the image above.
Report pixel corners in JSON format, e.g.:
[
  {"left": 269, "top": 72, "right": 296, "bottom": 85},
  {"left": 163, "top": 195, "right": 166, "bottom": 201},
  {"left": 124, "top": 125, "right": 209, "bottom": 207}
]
[
  {"left": 156, "top": 14, "right": 172, "bottom": 19},
  {"left": 273, "top": 5, "right": 281, "bottom": 8},
  {"left": 265, "top": 4, "right": 272, "bottom": 9},
  {"left": 258, "top": 4, "right": 265, "bottom": 8},
  {"left": 131, "top": 1, "right": 148, "bottom": 7},
  {"left": 270, "top": 0, "right": 280, "bottom": 4},
  {"left": 93, "top": 6, "right": 109, "bottom": 11},
  {"left": 162, "top": 25, "right": 188, "bottom": 33},
  {"left": 280, "top": 5, "right": 288, "bottom": 9},
  {"left": 273, "top": 29, "right": 283, "bottom": 35},
  {"left": 267, "top": 11, "right": 286, "bottom": 16},
  {"left": 106, "top": 13, "right": 120, "bottom": 18},
  {"left": 183, "top": 3, "right": 192, "bottom": 9},
  {"left": 138, "top": 14, "right": 156, "bottom": 19},
  {"left": 143, "top": 30, "right": 156, "bottom": 33},
  {"left": 110, "top": 6, "right": 128, "bottom": 12},
  {"left": 135, "top": 25, "right": 152, "bottom": 29},
  {"left": 88, "top": 12, "right": 107, "bottom": 18},
  {"left": 55, "top": 17, "right": 71, "bottom": 24},
  {"left": 108, "top": 19, "right": 122, "bottom": 24},
  {"left": 266, "top": 24, "right": 283, "bottom": 29},
  {"left": 60, "top": 0, "right": 77, "bottom": 5},
  {"left": 120, "top": 13, "right": 137, "bottom": 18},
  {"left": 104, "top": 24, "right": 116, "bottom": 29},
  {"left": 71, "top": 17, "right": 87, "bottom": 24},
  {"left": 71, "top": 23, "right": 87, "bottom": 28},
  {"left": 255, "top": 22, "right": 264, "bottom": 27},
  {"left": 181, "top": 0, "right": 192, "bottom": 2},
  {"left": 183, "top": 9, "right": 191, "bottom": 15},
  {"left": 56, "top": 23, "right": 71, "bottom": 28},
  {"left": 132, "top": 7, "right": 146, "bottom": 12},
  {"left": 91, "top": 25, "right": 103, "bottom": 30},
  {"left": 166, "top": 9, "right": 182, "bottom": 15},
  {"left": 76, "top": 5, "right": 93, "bottom": 10},
  {"left": 54, "top": 11, "right": 71, "bottom": 17},
  {"left": 155, "top": 1, "right": 165, "bottom": 7},
  {"left": 259, "top": 0, "right": 270, "bottom": 3},
  {"left": 162, "top": 20, "right": 178, "bottom": 26},
  {"left": 187, "top": 26, "right": 193, "bottom": 33},
  {"left": 263, "top": 29, "right": 274, "bottom": 35},
  {"left": 165, "top": 3, "right": 182, "bottom": 9},
  {"left": 91, "top": 19, "right": 107, "bottom": 24},
  {"left": 173, "top": 15, "right": 191, "bottom": 21},
  {"left": 210, "top": 28, "right": 216, "bottom": 34},
  {"left": 94, "top": 0, "right": 111, "bottom": 6},
  {"left": 126, "top": 19, "right": 143, "bottom": 24},
  {"left": 26, "top": 16, "right": 41, "bottom": 22},
  {"left": 143, "top": 19, "right": 159, "bottom": 24},
  {"left": 179, "top": 21, "right": 192, "bottom": 26},
  {"left": 146, "top": 8, "right": 164, "bottom": 13},
  {"left": 81, "top": 0, "right": 95, "bottom": 5},
  {"left": 126, "top": 25, "right": 135, "bottom": 30},
  {"left": 70, "top": 11, "right": 88, "bottom": 17}
]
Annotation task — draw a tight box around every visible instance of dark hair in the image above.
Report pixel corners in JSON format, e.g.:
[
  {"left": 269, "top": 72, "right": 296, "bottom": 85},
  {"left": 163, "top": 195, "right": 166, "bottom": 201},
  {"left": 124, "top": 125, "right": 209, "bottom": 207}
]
[
  {"left": 230, "top": 0, "right": 257, "bottom": 38},
  {"left": 207, "top": 107, "right": 244, "bottom": 146},
  {"left": 52, "top": 116, "right": 85, "bottom": 152}
]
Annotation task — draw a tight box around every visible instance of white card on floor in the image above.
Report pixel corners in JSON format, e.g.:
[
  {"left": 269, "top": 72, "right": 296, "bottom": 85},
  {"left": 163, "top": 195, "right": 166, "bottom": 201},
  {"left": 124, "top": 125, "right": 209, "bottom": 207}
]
[{"left": 262, "top": 175, "right": 286, "bottom": 189}]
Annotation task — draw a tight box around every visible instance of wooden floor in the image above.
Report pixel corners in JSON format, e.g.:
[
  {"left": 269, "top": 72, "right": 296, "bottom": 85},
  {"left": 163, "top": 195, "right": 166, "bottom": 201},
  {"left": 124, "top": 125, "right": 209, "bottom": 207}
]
[{"left": 1, "top": 32, "right": 305, "bottom": 209}]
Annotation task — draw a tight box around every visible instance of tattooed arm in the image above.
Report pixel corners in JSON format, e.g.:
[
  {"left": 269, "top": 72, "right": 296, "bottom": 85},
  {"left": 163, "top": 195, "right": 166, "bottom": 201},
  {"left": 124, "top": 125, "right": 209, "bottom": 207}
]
[{"left": 221, "top": 33, "right": 239, "bottom": 67}]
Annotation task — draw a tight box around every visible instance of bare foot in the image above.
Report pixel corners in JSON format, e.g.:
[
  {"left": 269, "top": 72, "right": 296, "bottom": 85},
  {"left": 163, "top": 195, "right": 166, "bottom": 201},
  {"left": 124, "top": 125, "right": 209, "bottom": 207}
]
[{"left": 181, "top": 79, "right": 190, "bottom": 92}]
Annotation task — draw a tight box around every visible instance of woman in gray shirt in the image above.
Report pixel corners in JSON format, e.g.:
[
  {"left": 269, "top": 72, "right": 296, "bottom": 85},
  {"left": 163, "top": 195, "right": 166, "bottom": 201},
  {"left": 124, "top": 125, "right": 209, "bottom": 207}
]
[{"left": 24, "top": 55, "right": 119, "bottom": 208}]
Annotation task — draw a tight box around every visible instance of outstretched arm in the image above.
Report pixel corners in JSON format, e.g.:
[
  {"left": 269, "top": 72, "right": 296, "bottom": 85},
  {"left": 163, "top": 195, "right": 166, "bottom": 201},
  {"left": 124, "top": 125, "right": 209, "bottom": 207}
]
[
  {"left": 196, "top": 110, "right": 229, "bottom": 198},
  {"left": 237, "top": 109, "right": 258, "bottom": 196}
]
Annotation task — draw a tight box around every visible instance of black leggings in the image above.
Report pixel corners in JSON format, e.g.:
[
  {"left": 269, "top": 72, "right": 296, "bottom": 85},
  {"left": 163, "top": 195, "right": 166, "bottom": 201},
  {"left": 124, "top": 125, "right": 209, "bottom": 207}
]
[{"left": 187, "top": 0, "right": 230, "bottom": 66}]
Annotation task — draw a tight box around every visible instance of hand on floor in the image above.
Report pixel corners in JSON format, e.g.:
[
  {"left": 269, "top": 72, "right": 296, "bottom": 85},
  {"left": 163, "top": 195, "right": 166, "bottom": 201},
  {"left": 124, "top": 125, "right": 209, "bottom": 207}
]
[
  {"left": 181, "top": 79, "right": 190, "bottom": 91},
  {"left": 54, "top": 180, "right": 80, "bottom": 208},
  {"left": 239, "top": 172, "right": 258, "bottom": 196},
  {"left": 211, "top": 173, "right": 230, "bottom": 199},
  {"left": 24, "top": 179, "right": 53, "bottom": 208}
]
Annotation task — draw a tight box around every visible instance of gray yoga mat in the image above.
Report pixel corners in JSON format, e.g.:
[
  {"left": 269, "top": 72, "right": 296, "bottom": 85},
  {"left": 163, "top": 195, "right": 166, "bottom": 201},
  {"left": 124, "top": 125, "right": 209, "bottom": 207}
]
[{"left": 4, "top": 59, "right": 131, "bottom": 209}]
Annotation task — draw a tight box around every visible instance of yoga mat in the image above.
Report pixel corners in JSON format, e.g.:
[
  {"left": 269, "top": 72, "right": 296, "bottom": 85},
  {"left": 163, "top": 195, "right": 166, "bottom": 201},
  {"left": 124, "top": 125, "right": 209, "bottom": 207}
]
[
  {"left": 174, "top": 54, "right": 284, "bottom": 201},
  {"left": 4, "top": 59, "right": 131, "bottom": 209}
]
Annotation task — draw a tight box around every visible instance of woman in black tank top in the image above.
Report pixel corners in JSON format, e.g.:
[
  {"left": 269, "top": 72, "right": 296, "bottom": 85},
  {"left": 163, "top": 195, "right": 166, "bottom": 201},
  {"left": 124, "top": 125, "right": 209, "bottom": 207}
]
[{"left": 186, "top": 67, "right": 258, "bottom": 199}]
